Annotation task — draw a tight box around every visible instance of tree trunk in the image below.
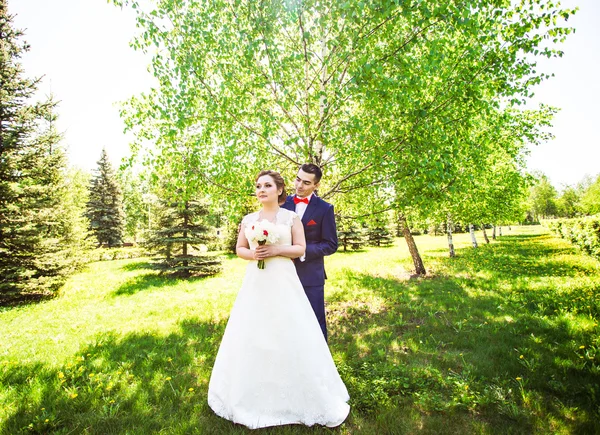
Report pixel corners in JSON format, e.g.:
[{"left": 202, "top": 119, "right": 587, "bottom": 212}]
[
  {"left": 400, "top": 214, "right": 426, "bottom": 275},
  {"left": 447, "top": 215, "right": 455, "bottom": 257},
  {"left": 469, "top": 224, "right": 478, "bottom": 248},
  {"left": 499, "top": 226, "right": 503, "bottom": 236},
  {"left": 481, "top": 223, "right": 490, "bottom": 244},
  {"left": 183, "top": 201, "right": 189, "bottom": 270},
  {"left": 183, "top": 209, "right": 188, "bottom": 252},
  {"left": 492, "top": 225, "right": 496, "bottom": 240}
]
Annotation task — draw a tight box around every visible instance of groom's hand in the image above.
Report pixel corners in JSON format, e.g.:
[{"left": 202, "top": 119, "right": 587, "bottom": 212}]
[{"left": 255, "top": 245, "right": 280, "bottom": 259}]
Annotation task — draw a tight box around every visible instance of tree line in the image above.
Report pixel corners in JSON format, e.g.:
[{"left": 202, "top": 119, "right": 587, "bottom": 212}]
[
  {"left": 1, "top": 0, "right": 585, "bottom": 302},
  {"left": 0, "top": 1, "right": 90, "bottom": 302},
  {"left": 0, "top": 2, "right": 221, "bottom": 304},
  {"left": 526, "top": 172, "right": 600, "bottom": 221},
  {"left": 111, "top": 0, "right": 576, "bottom": 274}
]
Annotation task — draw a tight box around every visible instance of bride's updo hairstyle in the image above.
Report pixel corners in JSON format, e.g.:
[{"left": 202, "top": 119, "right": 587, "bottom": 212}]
[{"left": 256, "top": 170, "right": 287, "bottom": 205}]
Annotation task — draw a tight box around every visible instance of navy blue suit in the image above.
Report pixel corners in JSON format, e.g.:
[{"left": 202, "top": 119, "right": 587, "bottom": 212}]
[{"left": 283, "top": 195, "right": 338, "bottom": 341}]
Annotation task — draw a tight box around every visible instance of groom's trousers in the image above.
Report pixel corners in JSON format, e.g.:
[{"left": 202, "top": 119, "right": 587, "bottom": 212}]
[{"left": 304, "top": 285, "right": 327, "bottom": 342}]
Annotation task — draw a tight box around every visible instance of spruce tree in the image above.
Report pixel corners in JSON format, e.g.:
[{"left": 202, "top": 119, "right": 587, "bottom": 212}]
[
  {"left": 336, "top": 219, "right": 365, "bottom": 252},
  {"left": 144, "top": 199, "right": 221, "bottom": 277},
  {"left": 0, "top": 2, "right": 82, "bottom": 300},
  {"left": 367, "top": 225, "right": 394, "bottom": 247},
  {"left": 224, "top": 204, "right": 254, "bottom": 254},
  {"left": 366, "top": 216, "right": 394, "bottom": 247},
  {"left": 86, "top": 149, "right": 125, "bottom": 247}
]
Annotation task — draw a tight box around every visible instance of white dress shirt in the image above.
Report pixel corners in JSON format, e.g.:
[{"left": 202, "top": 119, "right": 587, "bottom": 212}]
[
  {"left": 294, "top": 194, "right": 313, "bottom": 262},
  {"left": 294, "top": 193, "right": 313, "bottom": 220}
]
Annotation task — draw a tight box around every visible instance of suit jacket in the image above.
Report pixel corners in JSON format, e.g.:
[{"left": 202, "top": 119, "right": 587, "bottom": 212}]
[{"left": 282, "top": 195, "right": 338, "bottom": 287}]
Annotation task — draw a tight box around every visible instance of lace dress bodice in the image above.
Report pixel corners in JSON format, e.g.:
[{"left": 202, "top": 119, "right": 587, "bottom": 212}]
[{"left": 242, "top": 208, "right": 298, "bottom": 249}]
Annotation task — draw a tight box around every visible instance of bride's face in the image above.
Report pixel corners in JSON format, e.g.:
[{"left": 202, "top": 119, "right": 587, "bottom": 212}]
[{"left": 255, "top": 175, "right": 282, "bottom": 205}]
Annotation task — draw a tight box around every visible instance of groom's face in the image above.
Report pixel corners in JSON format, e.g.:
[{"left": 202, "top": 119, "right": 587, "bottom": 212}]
[{"left": 294, "top": 169, "right": 319, "bottom": 198}]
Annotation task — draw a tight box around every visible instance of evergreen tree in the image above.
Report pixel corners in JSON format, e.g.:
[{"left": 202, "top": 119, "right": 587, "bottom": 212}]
[
  {"left": 0, "top": 2, "right": 84, "bottom": 299},
  {"left": 144, "top": 199, "right": 221, "bottom": 277},
  {"left": 366, "top": 224, "right": 394, "bottom": 247},
  {"left": 365, "top": 214, "right": 394, "bottom": 247},
  {"left": 86, "top": 149, "right": 125, "bottom": 247},
  {"left": 336, "top": 219, "right": 365, "bottom": 252},
  {"left": 224, "top": 203, "right": 254, "bottom": 254}
]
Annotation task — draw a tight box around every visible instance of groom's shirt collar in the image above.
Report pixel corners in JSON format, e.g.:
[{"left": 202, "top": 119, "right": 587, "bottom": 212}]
[
  {"left": 296, "top": 193, "right": 313, "bottom": 202},
  {"left": 294, "top": 193, "right": 313, "bottom": 219}
]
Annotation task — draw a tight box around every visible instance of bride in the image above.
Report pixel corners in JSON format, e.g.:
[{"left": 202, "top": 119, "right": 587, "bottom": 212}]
[{"left": 207, "top": 170, "right": 350, "bottom": 429}]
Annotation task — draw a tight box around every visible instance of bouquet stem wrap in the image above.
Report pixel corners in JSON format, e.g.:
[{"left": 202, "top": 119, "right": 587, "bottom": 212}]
[{"left": 257, "top": 240, "right": 266, "bottom": 269}]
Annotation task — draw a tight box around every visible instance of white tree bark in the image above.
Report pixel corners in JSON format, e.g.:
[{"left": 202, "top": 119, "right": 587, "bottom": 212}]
[
  {"left": 469, "top": 224, "right": 478, "bottom": 248},
  {"left": 447, "top": 215, "right": 455, "bottom": 257}
]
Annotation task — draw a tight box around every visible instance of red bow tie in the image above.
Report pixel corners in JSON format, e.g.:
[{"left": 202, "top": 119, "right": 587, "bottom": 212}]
[{"left": 294, "top": 196, "right": 309, "bottom": 205}]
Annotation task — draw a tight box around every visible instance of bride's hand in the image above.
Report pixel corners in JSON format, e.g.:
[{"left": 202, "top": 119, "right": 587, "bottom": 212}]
[{"left": 255, "top": 245, "right": 279, "bottom": 259}]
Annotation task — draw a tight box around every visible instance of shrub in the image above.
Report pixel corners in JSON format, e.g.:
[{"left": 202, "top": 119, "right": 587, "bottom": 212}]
[{"left": 546, "top": 216, "right": 600, "bottom": 259}]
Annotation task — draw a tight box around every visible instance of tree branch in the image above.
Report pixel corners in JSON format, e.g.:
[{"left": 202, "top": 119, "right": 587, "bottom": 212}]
[{"left": 337, "top": 205, "right": 396, "bottom": 220}]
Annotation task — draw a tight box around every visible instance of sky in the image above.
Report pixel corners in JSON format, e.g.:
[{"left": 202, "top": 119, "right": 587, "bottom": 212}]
[
  {"left": 9, "top": 0, "right": 600, "bottom": 190},
  {"left": 10, "top": 0, "right": 155, "bottom": 173}
]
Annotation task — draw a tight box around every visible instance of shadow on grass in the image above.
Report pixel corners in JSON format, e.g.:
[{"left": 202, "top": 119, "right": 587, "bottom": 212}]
[
  {"left": 0, "top": 292, "right": 55, "bottom": 309},
  {"left": 3, "top": 231, "right": 598, "bottom": 434},
  {"left": 112, "top": 273, "right": 216, "bottom": 297},
  {"left": 1, "top": 318, "right": 360, "bottom": 434},
  {"left": 336, "top": 249, "right": 368, "bottom": 254},
  {"left": 120, "top": 260, "right": 158, "bottom": 272},
  {"left": 112, "top": 274, "right": 177, "bottom": 296},
  {"left": 449, "top": 233, "right": 592, "bottom": 278},
  {"left": 499, "top": 233, "right": 545, "bottom": 240},
  {"left": 2, "top": 319, "right": 230, "bottom": 434},
  {"left": 326, "top": 231, "right": 600, "bottom": 434}
]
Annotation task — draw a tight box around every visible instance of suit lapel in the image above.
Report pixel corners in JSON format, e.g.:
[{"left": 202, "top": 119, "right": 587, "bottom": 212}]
[{"left": 302, "top": 195, "right": 320, "bottom": 225}]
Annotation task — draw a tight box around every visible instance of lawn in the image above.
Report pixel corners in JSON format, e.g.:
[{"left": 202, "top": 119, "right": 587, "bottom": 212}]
[{"left": 1, "top": 225, "right": 599, "bottom": 434}]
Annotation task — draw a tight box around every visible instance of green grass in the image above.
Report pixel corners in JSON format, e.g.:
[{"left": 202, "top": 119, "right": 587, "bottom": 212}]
[{"left": 1, "top": 226, "right": 599, "bottom": 434}]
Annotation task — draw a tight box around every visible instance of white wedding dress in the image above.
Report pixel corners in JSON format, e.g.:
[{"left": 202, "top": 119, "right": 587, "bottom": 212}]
[{"left": 208, "top": 208, "right": 350, "bottom": 429}]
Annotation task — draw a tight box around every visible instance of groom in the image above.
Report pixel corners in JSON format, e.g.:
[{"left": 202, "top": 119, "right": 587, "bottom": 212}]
[{"left": 283, "top": 164, "right": 338, "bottom": 342}]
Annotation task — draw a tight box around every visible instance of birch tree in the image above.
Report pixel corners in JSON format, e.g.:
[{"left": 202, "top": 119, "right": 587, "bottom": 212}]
[
  {"left": 111, "top": 0, "right": 575, "bottom": 273},
  {"left": 112, "top": 0, "right": 574, "bottom": 201}
]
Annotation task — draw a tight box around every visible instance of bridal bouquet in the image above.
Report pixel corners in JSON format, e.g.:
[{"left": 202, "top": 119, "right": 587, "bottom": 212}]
[{"left": 245, "top": 220, "right": 279, "bottom": 269}]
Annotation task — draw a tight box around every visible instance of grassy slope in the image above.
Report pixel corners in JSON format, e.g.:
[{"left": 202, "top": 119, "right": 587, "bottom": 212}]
[{"left": 1, "top": 226, "right": 599, "bottom": 434}]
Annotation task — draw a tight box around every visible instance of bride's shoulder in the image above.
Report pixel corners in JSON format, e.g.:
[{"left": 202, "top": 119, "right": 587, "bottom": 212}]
[
  {"left": 278, "top": 208, "right": 299, "bottom": 226},
  {"left": 241, "top": 212, "right": 259, "bottom": 226}
]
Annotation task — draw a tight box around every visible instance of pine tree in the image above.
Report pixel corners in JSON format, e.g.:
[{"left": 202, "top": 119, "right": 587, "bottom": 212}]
[
  {"left": 144, "top": 199, "right": 221, "bottom": 277},
  {"left": 86, "top": 149, "right": 125, "bottom": 247},
  {"left": 366, "top": 215, "right": 394, "bottom": 247},
  {"left": 0, "top": 2, "right": 84, "bottom": 300},
  {"left": 224, "top": 204, "right": 254, "bottom": 254},
  {"left": 367, "top": 225, "right": 394, "bottom": 247},
  {"left": 336, "top": 219, "right": 365, "bottom": 252}
]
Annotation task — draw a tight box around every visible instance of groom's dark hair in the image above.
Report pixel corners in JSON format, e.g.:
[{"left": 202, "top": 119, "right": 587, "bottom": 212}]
[{"left": 300, "top": 163, "right": 322, "bottom": 183}]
